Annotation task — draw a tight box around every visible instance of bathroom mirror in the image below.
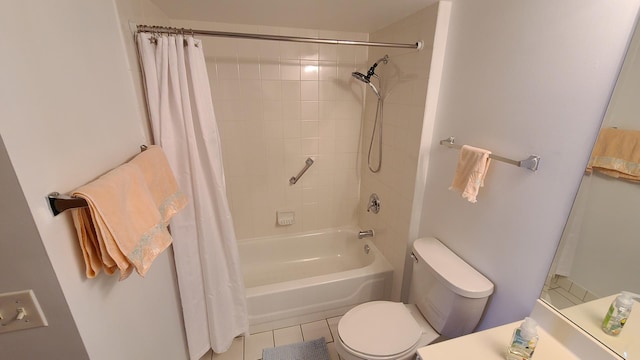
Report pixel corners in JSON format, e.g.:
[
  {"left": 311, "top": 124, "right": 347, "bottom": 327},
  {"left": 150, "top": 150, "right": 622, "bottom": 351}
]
[{"left": 541, "top": 17, "right": 640, "bottom": 358}]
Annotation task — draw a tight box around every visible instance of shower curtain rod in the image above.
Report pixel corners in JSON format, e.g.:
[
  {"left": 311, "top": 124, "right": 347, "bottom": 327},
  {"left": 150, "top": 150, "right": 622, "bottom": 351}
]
[{"left": 137, "top": 25, "right": 423, "bottom": 49}]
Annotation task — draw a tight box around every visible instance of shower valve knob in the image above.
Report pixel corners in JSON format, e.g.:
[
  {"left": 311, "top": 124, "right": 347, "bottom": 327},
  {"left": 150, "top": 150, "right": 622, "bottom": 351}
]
[{"left": 367, "top": 193, "right": 381, "bottom": 214}]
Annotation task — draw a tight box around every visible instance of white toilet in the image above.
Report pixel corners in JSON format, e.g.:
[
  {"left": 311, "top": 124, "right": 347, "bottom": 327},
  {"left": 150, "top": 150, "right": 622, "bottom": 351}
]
[{"left": 335, "top": 237, "right": 494, "bottom": 360}]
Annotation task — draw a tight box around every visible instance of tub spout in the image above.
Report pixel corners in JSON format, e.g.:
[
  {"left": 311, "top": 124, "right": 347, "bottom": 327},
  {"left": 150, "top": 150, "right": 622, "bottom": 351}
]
[{"left": 358, "top": 229, "right": 375, "bottom": 239}]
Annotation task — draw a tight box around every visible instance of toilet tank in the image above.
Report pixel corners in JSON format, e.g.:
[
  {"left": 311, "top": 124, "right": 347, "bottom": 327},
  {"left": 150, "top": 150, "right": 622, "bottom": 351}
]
[{"left": 408, "top": 237, "right": 494, "bottom": 339}]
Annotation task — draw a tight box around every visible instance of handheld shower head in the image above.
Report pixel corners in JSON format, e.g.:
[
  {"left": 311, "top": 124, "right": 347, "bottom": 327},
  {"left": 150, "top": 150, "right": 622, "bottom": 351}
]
[
  {"left": 353, "top": 56, "right": 388, "bottom": 173},
  {"left": 352, "top": 55, "right": 388, "bottom": 99},
  {"left": 352, "top": 71, "right": 380, "bottom": 98},
  {"left": 351, "top": 71, "right": 370, "bottom": 84}
]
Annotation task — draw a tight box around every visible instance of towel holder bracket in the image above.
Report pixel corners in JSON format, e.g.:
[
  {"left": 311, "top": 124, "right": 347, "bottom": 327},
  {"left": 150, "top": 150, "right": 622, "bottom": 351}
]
[
  {"left": 520, "top": 155, "right": 540, "bottom": 172},
  {"left": 48, "top": 192, "right": 88, "bottom": 216}
]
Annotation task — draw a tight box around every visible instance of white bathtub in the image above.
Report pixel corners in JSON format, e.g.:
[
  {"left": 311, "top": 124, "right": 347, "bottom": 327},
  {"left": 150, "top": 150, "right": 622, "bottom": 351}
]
[{"left": 238, "top": 227, "right": 393, "bottom": 332}]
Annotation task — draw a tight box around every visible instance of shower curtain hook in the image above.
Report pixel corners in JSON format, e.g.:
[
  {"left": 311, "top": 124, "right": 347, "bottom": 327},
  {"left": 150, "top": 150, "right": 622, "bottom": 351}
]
[
  {"left": 190, "top": 28, "right": 199, "bottom": 47},
  {"left": 181, "top": 28, "right": 188, "bottom": 47}
]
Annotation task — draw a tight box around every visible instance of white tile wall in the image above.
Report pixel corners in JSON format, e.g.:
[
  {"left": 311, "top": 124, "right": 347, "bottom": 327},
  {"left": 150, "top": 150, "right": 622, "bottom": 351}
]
[
  {"left": 357, "top": 4, "right": 442, "bottom": 300},
  {"left": 172, "top": 20, "right": 369, "bottom": 239}
]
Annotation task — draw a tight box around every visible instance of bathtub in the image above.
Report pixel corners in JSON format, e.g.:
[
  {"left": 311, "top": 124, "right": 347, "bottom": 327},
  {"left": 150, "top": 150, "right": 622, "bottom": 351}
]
[{"left": 238, "top": 227, "right": 393, "bottom": 332}]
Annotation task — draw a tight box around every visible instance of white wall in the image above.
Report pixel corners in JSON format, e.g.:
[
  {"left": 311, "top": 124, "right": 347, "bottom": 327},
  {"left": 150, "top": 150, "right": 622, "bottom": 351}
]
[
  {"left": 418, "top": 0, "right": 640, "bottom": 330},
  {"left": 566, "top": 23, "right": 640, "bottom": 296},
  {"left": 0, "top": 1, "right": 188, "bottom": 359},
  {"left": 0, "top": 136, "right": 88, "bottom": 359}
]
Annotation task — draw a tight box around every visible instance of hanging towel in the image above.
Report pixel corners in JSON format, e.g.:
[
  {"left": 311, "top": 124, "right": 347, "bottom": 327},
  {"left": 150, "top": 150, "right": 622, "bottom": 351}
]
[
  {"left": 71, "top": 146, "right": 187, "bottom": 279},
  {"left": 128, "top": 145, "right": 188, "bottom": 222},
  {"left": 449, "top": 145, "right": 492, "bottom": 203},
  {"left": 586, "top": 128, "right": 640, "bottom": 182}
]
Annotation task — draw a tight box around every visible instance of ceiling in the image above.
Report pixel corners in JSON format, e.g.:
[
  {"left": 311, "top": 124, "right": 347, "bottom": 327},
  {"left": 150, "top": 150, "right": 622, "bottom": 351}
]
[{"left": 149, "top": 0, "right": 438, "bottom": 33}]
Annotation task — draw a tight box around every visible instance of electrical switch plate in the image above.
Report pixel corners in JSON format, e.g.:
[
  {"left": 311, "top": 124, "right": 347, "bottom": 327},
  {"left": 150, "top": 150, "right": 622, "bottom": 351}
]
[{"left": 0, "top": 289, "right": 48, "bottom": 334}]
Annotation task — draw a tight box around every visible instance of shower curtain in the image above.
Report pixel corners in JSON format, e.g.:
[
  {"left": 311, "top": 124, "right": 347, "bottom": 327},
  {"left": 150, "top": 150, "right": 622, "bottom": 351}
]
[{"left": 136, "top": 32, "right": 248, "bottom": 358}]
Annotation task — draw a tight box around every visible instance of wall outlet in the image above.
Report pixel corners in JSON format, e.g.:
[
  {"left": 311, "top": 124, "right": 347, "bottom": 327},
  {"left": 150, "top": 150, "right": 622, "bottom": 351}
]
[{"left": 0, "top": 289, "right": 48, "bottom": 334}]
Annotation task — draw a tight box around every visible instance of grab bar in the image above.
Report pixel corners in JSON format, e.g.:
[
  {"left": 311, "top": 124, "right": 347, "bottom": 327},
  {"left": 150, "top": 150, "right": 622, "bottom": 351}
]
[
  {"left": 440, "top": 137, "right": 540, "bottom": 171},
  {"left": 289, "top": 157, "right": 314, "bottom": 185}
]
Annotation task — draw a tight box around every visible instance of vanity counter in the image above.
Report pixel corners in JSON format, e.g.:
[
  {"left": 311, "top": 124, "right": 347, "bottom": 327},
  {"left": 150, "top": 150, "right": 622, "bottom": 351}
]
[
  {"left": 561, "top": 294, "right": 638, "bottom": 358},
  {"left": 417, "top": 320, "right": 579, "bottom": 359}
]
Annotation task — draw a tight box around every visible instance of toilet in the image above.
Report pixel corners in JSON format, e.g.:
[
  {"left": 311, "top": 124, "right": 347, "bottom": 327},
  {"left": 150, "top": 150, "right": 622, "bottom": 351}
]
[{"left": 335, "top": 237, "right": 494, "bottom": 360}]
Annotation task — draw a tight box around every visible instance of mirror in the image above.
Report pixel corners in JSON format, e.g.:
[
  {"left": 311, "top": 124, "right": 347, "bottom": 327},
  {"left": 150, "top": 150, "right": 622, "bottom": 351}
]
[{"left": 542, "top": 18, "right": 640, "bottom": 358}]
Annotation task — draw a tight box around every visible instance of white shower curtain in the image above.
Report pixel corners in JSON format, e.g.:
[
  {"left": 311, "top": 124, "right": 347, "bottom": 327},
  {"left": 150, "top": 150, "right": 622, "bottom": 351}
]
[{"left": 136, "top": 32, "right": 248, "bottom": 358}]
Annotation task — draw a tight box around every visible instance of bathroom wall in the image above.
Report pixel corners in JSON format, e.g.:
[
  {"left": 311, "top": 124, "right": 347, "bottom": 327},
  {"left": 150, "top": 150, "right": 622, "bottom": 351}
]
[
  {"left": 0, "top": 136, "right": 88, "bottom": 359},
  {"left": 164, "top": 20, "right": 369, "bottom": 239},
  {"left": 358, "top": 3, "right": 450, "bottom": 300},
  {"left": 566, "top": 25, "right": 640, "bottom": 297},
  {"left": 418, "top": 0, "right": 640, "bottom": 330},
  {"left": 0, "top": 1, "right": 189, "bottom": 359}
]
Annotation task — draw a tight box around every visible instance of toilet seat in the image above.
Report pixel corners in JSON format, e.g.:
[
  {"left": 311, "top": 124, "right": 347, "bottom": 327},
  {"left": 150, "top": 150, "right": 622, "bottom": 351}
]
[{"left": 338, "top": 301, "right": 422, "bottom": 359}]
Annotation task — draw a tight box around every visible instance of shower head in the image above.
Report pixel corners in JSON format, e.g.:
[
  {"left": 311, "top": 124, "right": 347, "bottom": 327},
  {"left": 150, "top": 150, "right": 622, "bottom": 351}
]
[
  {"left": 352, "top": 55, "right": 389, "bottom": 84},
  {"left": 352, "top": 71, "right": 381, "bottom": 99},
  {"left": 352, "top": 55, "right": 388, "bottom": 99},
  {"left": 351, "top": 71, "right": 370, "bottom": 84}
]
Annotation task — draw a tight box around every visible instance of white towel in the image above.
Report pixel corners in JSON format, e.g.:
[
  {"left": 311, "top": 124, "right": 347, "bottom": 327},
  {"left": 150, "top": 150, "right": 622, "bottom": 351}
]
[{"left": 449, "top": 145, "right": 492, "bottom": 203}]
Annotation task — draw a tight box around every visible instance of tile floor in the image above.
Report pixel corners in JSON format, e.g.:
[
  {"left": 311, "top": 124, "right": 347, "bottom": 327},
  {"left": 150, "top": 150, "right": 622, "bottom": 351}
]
[
  {"left": 541, "top": 275, "right": 598, "bottom": 309},
  {"left": 200, "top": 275, "right": 599, "bottom": 360},
  {"left": 200, "top": 316, "right": 342, "bottom": 360}
]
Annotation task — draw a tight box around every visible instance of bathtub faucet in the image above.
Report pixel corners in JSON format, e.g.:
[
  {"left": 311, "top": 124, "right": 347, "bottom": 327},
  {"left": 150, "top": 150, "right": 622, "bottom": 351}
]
[{"left": 358, "top": 229, "right": 375, "bottom": 239}]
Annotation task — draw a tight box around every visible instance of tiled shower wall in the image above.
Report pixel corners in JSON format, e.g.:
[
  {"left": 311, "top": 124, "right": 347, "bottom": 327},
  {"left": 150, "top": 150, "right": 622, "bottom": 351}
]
[
  {"left": 171, "top": 20, "right": 369, "bottom": 239},
  {"left": 358, "top": 4, "right": 444, "bottom": 300}
]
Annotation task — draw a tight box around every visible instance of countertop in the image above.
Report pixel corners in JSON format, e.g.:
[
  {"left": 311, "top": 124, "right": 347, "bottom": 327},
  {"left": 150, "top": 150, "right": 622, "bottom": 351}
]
[
  {"left": 561, "top": 294, "right": 638, "bottom": 359},
  {"left": 417, "top": 320, "right": 580, "bottom": 359}
]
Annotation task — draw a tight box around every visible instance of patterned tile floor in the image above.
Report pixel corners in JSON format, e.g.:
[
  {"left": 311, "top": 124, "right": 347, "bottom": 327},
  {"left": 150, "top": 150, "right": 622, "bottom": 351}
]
[{"left": 200, "top": 316, "right": 342, "bottom": 360}]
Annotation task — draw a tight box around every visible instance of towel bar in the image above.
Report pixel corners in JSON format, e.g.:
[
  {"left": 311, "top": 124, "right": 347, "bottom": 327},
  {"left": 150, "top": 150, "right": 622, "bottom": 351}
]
[
  {"left": 440, "top": 137, "right": 540, "bottom": 171},
  {"left": 48, "top": 145, "right": 149, "bottom": 216}
]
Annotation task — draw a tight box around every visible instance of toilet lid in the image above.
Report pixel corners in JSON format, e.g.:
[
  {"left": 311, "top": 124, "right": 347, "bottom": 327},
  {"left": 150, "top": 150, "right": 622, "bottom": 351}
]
[{"left": 338, "top": 301, "right": 422, "bottom": 357}]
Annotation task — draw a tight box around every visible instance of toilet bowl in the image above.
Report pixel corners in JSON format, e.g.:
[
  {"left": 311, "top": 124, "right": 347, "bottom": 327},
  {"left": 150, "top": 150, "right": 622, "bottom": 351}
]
[
  {"left": 335, "top": 237, "right": 494, "bottom": 360},
  {"left": 336, "top": 301, "right": 440, "bottom": 360}
]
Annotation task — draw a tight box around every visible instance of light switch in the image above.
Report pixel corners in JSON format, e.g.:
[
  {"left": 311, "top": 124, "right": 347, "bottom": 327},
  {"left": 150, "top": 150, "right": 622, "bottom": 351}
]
[{"left": 0, "top": 289, "right": 48, "bottom": 334}]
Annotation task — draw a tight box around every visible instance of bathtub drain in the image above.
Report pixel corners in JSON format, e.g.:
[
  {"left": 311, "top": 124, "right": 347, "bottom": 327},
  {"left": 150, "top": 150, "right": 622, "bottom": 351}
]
[{"left": 364, "top": 244, "right": 370, "bottom": 254}]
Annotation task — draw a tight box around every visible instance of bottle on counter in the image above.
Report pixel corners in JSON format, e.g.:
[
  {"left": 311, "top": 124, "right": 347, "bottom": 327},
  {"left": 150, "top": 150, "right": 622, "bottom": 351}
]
[
  {"left": 506, "top": 317, "right": 539, "bottom": 360},
  {"left": 602, "top": 291, "right": 640, "bottom": 336}
]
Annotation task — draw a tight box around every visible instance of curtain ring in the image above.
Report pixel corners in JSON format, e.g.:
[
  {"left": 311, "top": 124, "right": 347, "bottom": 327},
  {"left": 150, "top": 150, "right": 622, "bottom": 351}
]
[
  {"left": 190, "top": 28, "right": 199, "bottom": 47},
  {"left": 183, "top": 30, "right": 188, "bottom": 47}
]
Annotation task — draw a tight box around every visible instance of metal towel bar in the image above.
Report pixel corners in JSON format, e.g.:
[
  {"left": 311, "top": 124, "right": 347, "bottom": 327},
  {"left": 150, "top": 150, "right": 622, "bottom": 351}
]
[
  {"left": 440, "top": 137, "right": 540, "bottom": 171},
  {"left": 289, "top": 158, "right": 314, "bottom": 185},
  {"left": 47, "top": 145, "right": 149, "bottom": 216}
]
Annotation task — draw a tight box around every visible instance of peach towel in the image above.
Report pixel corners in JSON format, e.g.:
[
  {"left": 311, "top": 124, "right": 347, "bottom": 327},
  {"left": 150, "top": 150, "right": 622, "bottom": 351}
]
[
  {"left": 586, "top": 128, "right": 640, "bottom": 182},
  {"left": 449, "top": 145, "right": 492, "bottom": 203},
  {"left": 71, "top": 146, "right": 187, "bottom": 280}
]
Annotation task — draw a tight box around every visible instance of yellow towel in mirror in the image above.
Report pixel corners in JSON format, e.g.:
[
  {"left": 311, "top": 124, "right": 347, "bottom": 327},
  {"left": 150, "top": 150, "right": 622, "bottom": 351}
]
[{"left": 587, "top": 128, "right": 640, "bottom": 182}]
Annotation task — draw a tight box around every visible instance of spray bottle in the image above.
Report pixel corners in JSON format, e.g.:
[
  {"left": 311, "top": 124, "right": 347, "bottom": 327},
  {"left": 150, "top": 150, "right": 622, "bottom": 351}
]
[
  {"left": 506, "top": 317, "right": 539, "bottom": 360},
  {"left": 602, "top": 291, "right": 640, "bottom": 336}
]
